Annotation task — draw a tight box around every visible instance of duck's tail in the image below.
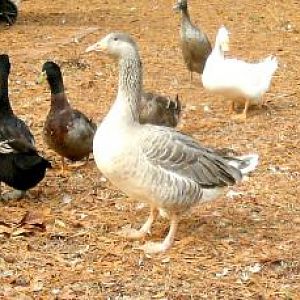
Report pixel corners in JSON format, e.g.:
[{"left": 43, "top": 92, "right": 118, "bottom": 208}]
[
  {"left": 262, "top": 55, "right": 278, "bottom": 78},
  {"left": 251, "top": 55, "right": 278, "bottom": 97},
  {"left": 165, "top": 94, "right": 181, "bottom": 113},
  {"left": 173, "top": 94, "right": 182, "bottom": 116},
  {"left": 227, "top": 153, "right": 259, "bottom": 177}
]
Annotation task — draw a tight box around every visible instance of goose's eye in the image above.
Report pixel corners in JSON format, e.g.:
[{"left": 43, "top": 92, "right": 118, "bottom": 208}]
[{"left": 113, "top": 37, "right": 118, "bottom": 41}]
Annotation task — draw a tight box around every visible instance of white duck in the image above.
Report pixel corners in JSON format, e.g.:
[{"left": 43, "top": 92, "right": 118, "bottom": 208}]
[
  {"left": 202, "top": 26, "right": 278, "bottom": 119},
  {"left": 86, "top": 33, "right": 259, "bottom": 254}
]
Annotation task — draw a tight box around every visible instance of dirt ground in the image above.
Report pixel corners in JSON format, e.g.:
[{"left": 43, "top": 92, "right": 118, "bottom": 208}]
[{"left": 0, "top": 0, "right": 299, "bottom": 298}]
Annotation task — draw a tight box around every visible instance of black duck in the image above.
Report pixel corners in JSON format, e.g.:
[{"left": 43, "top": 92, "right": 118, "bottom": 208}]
[{"left": 0, "top": 54, "right": 51, "bottom": 200}]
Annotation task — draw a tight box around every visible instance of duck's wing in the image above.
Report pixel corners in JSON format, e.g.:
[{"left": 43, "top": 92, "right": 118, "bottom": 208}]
[
  {"left": 0, "top": 139, "right": 15, "bottom": 154},
  {"left": 0, "top": 138, "right": 37, "bottom": 154},
  {"left": 155, "top": 94, "right": 181, "bottom": 112},
  {"left": 0, "top": 137, "right": 51, "bottom": 171},
  {"left": 219, "top": 57, "right": 277, "bottom": 92},
  {"left": 72, "top": 109, "right": 97, "bottom": 135},
  {"left": 138, "top": 125, "right": 242, "bottom": 188},
  {"left": 0, "top": 117, "right": 35, "bottom": 146},
  {"left": 187, "top": 27, "right": 212, "bottom": 56}
]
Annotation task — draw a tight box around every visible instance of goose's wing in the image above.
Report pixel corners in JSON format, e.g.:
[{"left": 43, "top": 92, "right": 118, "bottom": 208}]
[{"left": 138, "top": 125, "right": 242, "bottom": 188}]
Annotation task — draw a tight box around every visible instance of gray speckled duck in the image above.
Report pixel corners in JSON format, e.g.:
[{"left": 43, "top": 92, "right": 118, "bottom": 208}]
[
  {"left": 86, "top": 33, "right": 259, "bottom": 254},
  {"left": 174, "top": 0, "right": 212, "bottom": 82}
]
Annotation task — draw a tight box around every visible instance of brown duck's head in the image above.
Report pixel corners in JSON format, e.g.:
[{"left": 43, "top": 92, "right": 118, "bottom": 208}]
[
  {"left": 0, "top": 54, "right": 11, "bottom": 76},
  {"left": 37, "top": 61, "right": 64, "bottom": 94},
  {"left": 39, "top": 61, "right": 62, "bottom": 83},
  {"left": 173, "top": 0, "right": 188, "bottom": 12}
]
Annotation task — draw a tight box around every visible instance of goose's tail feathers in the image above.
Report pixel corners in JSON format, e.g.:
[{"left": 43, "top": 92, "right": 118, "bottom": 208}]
[{"left": 227, "top": 153, "right": 259, "bottom": 177}]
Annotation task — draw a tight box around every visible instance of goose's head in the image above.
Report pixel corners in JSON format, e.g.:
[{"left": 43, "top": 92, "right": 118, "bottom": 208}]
[
  {"left": 0, "top": 54, "right": 11, "bottom": 75},
  {"left": 85, "top": 32, "right": 138, "bottom": 58},
  {"left": 216, "top": 26, "right": 230, "bottom": 52},
  {"left": 173, "top": 0, "right": 188, "bottom": 11}
]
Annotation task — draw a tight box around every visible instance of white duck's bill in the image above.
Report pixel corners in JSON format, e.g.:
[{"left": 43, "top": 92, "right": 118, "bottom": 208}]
[{"left": 221, "top": 40, "right": 230, "bottom": 52}]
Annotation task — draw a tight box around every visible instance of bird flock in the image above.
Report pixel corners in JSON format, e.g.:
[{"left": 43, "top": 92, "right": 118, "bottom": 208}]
[{"left": 0, "top": 0, "right": 278, "bottom": 253}]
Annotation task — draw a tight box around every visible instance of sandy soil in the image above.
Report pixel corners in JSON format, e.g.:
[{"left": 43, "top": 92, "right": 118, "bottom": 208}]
[{"left": 0, "top": 0, "right": 299, "bottom": 298}]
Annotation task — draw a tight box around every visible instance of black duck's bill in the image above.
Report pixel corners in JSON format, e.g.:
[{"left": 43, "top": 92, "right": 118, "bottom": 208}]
[{"left": 36, "top": 70, "right": 47, "bottom": 84}]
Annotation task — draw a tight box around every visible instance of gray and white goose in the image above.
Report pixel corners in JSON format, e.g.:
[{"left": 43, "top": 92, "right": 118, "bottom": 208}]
[
  {"left": 173, "top": 0, "right": 212, "bottom": 82},
  {"left": 86, "top": 33, "right": 259, "bottom": 254}
]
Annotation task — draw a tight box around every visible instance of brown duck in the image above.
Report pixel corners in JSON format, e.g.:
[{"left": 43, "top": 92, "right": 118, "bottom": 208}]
[
  {"left": 37, "top": 61, "right": 96, "bottom": 172},
  {"left": 139, "top": 92, "right": 181, "bottom": 127}
]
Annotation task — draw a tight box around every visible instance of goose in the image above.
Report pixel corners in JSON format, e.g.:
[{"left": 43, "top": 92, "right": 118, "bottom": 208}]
[
  {"left": 0, "top": 54, "right": 51, "bottom": 201},
  {"left": 85, "top": 33, "right": 259, "bottom": 254},
  {"left": 37, "top": 61, "right": 97, "bottom": 173},
  {"left": 173, "top": 0, "right": 212, "bottom": 82},
  {"left": 140, "top": 92, "right": 181, "bottom": 127},
  {"left": 202, "top": 26, "right": 278, "bottom": 119}
]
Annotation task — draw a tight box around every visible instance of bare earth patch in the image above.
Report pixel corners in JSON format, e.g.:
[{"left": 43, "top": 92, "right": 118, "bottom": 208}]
[{"left": 0, "top": 0, "right": 299, "bottom": 298}]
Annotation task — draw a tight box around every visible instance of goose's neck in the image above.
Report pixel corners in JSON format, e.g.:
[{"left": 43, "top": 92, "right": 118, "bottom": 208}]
[
  {"left": 0, "top": 72, "right": 13, "bottom": 116},
  {"left": 113, "top": 54, "right": 142, "bottom": 124},
  {"left": 180, "top": 7, "right": 191, "bottom": 26}
]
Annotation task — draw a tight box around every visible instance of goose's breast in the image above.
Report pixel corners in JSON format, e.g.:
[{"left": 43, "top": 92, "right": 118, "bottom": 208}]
[{"left": 93, "top": 124, "right": 137, "bottom": 180}]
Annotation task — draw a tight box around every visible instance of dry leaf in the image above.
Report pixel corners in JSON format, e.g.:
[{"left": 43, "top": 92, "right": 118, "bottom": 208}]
[
  {"left": 54, "top": 219, "right": 66, "bottom": 228},
  {"left": 0, "top": 224, "right": 12, "bottom": 237},
  {"left": 11, "top": 228, "right": 33, "bottom": 237}
]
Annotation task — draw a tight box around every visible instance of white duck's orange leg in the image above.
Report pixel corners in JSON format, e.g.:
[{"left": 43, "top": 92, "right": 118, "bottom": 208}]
[
  {"left": 259, "top": 96, "right": 270, "bottom": 110},
  {"left": 229, "top": 100, "right": 235, "bottom": 113},
  {"left": 233, "top": 99, "right": 250, "bottom": 120},
  {"left": 242, "top": 98, "right": 250, "bottom": 119},
  {"left": 118, "top": 206, "right": 158, "bottom": 240},
  {"left": 139, "top": 213, "right": 179, "bottom": 254}
]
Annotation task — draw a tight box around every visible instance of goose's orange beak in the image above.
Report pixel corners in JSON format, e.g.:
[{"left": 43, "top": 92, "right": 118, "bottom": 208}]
[{"left": 85, "top": 40, "right": 107, "bottom": 53}]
